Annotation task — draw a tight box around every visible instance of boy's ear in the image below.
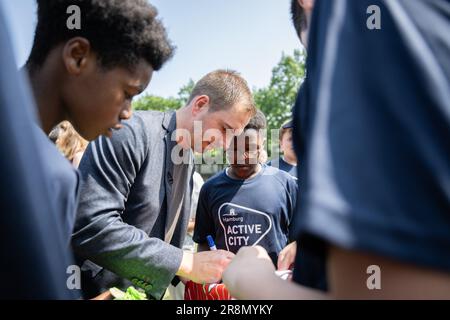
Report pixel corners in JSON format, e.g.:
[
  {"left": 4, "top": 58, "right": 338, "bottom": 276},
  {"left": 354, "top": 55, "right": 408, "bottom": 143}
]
[{"left": 62, "top": 37, "right": 92, "bottom": 75}]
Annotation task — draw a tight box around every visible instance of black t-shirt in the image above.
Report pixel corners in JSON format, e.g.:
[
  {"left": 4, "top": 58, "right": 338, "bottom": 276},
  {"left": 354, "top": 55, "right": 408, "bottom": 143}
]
[
  {"left": 294, "top": 0, "right": 450, "bottom": 274},
  {"left": 193, "top": 165, "right": 298, "bottom": 264},
  {"left": 267, "top": 157, "right": 298, "bottom": 179}
]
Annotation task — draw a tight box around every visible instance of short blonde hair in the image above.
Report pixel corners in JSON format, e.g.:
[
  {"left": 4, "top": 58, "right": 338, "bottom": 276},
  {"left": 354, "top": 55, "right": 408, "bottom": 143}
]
[
  {"left": 188, "top": 69, "right": 256, "bottom": 116},
  {"left": 52, "top": 121, "right": 88, "bottom": 162}
]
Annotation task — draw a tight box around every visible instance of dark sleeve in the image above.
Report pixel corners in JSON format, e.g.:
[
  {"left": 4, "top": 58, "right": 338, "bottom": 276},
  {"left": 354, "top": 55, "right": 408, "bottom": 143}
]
[
  {"left": 287, "top": 176, "right": 299, "bottom": 223},
  {"left": 192, "top": 184, "right": 215, "bottom": 245},
  {"left": 284, "top": 176, "right": 299, "bottom": 242},
  {"left": 71, "top": 117, "right": 183, "bottom": 300},
  {"left": 49, "top": 154, "right": 80, "bottom": 245},
  {"left": 297, "top": 0, "right": 450, "bottom": 273}
]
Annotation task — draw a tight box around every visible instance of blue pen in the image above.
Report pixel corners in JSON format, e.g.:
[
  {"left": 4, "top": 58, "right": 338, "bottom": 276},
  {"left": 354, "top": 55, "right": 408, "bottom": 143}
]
[{"left": 206, "top": 235, "right": 217, "bottom": 251}]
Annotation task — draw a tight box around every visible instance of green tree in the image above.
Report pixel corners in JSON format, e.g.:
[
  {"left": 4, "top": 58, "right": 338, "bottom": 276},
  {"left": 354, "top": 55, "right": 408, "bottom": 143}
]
[
  {"left": 133, "top": 95, "right": 181, "bottom": 112},
  {"left": 132, "top": 79, "right": 195, "bottom": 112},
  {"left": 254, "top": 49, "right": 306, "bottom": 156},
  {"left": 255, "top": 49, "right": 306, "bottom": 130},
  {"left": 177, "top": 79, "right": 195, "bottom": 105}
]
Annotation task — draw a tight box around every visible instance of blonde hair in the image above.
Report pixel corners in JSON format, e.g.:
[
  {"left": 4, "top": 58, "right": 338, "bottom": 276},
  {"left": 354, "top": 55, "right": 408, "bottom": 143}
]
[
  {"left": 53, "top": 121, "right": 88, "bottom": 163},
  {"left": 188, "top": 69, "right": 256, "bottom": 116}
]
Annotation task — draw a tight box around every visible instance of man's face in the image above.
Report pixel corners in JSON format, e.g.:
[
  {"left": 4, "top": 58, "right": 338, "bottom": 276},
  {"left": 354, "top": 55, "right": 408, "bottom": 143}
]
[
  {"left": 62, "top": 57, "right": 153, "bottom": 141},
  {"left": 192, "top": 103, "right": 252, "bottom": 153},
  {"left": 227, "top": 129, "right": 264, "bottom": 174},
  {"left": 280, "top": 129, "right": 297, "bottom": 162}
]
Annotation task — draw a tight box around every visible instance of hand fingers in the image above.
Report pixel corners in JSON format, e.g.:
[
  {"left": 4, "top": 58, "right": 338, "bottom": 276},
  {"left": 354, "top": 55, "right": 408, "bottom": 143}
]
[
  {"left": 277, "top": 254, "right": 290, "bottom": 271},
  {"left": 217, "top": 249, "right": 235, "bottom": 260}
]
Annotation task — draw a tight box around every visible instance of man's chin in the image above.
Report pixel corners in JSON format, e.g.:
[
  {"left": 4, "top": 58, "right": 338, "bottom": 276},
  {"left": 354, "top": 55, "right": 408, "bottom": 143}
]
[{"left": 231, "top": 164, "right": 253, "bottom": 170}]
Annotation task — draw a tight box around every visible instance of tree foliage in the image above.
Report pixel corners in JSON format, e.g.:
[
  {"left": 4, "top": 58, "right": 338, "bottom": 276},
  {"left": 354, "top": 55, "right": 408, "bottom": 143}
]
[
  {"left": 254, "top": 49, "right": 306, "bottom": 132},
  {"left": 177, "top": 79, "right": 195, "bottom": 105},
  {"left": 132, "top": 78, "right": 195, "bottom": 112},
  {"left": 133, "top": 95, "right": 182, "bottom": 112}
]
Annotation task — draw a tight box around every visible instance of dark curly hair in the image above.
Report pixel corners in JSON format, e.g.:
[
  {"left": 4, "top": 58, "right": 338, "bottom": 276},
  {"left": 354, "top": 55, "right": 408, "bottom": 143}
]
[
  {"left": 27, "top": 0, "right": 174, "bottom": 71},
  {"left": 291, "top": 0, "right": 307, "bottom": 40},
  {"left": 245, "top": 109, "right": 267, "bottom": 131}
]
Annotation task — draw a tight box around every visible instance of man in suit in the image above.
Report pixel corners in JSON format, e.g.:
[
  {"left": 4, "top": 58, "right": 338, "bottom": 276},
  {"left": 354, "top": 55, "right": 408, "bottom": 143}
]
[{"left": 72, "top": 70, "right": 256, "bottom": 299}]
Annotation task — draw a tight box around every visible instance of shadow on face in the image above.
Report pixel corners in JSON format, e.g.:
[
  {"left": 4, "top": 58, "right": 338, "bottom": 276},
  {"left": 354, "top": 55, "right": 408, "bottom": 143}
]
[
  {"left": 192, "top": 103, "right": 253, "bottom": 153},
  {"left": 227, "top": 129, "right": 264, "bottom": 175},
  {"left": 64, "top": 55, "right": 153, "bottom": 141}
]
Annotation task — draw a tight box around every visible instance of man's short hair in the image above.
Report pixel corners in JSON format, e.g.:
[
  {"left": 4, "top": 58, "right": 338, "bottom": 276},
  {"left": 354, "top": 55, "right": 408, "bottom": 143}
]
[
  {"left": 27, "top": 0, "right": 174, "bottom": 72},
  {"left": 188, "top": 70, "right": 256, "bottom": 116},
  {"left": 245, "top": 109, "right": 267, "bottom": 131},
  {"left": 291, "top": 0, "right": 307, "bottom": 41},
  {"left": 279, "top": 119, "right": 293, "bottom": 140}
]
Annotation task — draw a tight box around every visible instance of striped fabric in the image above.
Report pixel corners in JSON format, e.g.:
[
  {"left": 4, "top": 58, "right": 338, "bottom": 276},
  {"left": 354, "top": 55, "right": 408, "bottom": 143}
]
[{"left": 184, "top": 281, "right": 232, "bottom": 300}]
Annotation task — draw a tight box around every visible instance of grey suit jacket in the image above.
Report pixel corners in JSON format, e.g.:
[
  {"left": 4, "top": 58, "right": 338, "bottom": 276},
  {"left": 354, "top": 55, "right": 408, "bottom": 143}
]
[{"left": 72, "top": 111, "right": 194, "bottom": 299}]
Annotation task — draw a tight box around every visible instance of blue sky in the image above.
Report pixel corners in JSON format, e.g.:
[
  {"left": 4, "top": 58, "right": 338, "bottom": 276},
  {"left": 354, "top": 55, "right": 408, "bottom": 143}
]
[{"left": 0, "top": 0, "right": 301, "bottom": 98}]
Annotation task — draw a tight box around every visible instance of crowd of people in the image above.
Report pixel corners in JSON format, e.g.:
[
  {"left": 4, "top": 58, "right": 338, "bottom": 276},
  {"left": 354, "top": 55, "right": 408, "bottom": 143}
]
[{"left": 0, "top": 0, "right": 449, "bottom": 300}]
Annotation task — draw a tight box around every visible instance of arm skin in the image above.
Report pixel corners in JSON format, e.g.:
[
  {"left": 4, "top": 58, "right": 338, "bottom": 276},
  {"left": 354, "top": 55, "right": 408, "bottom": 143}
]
[
  {"left": 176, "top": 242, "right": 227, "bottom": 285},
  {"left": 328, "top": 246, "right": 450, "bottom": 300},
  {"left": 177, "top": 249, "right": 235, "bottom": 285},
  {"left": 223, "top": 246, "right": 327, "bottom": 300},
  {"left": 223, "top": 246, "right": 450, "bottom": 300}
]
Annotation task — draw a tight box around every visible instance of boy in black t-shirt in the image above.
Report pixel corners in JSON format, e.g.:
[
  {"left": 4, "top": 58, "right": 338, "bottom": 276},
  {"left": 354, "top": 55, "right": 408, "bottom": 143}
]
[
  {"left": 194, "top": 110, "right": 298, "bottom": 266},
  {"left": 267, "top": 120, "right": 298, "bottom": 179}
]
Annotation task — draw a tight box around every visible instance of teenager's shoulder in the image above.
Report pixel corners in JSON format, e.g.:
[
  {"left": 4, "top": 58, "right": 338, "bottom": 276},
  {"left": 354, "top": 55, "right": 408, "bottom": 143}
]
[
  {"left": 266, "top": 157, "right": 280, "bottom": 167},
  {"left": 203, "top": 169, "right": 227, "bottom": 188},
  {"left": 263, "top": 165, "right": 297, "bottom": 187},
  {"left": 263, "top": 164, "right": 293, "bottom": 179},
  {"left": 198, "top": 170, "right": 227, "bottom": 200}
]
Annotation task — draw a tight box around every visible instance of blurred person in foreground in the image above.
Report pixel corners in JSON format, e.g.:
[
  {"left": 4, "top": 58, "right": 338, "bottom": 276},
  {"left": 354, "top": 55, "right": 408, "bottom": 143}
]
[
  {"left": 0, "top": 5, "right": 76, "bottom": 299},
  {"left": 223, "top": 0, "right": 450, "bottom": 299}
]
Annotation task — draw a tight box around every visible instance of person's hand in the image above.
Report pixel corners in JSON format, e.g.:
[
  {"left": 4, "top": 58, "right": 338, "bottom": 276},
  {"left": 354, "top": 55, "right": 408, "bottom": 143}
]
[
  {"left": 177, "top": 250, "right": 235, "bottom": 284},
  {"left": 179, "top": 276, "right": 189, "bottom": 285},
  {"left": 277, "top": 241, "right": 297, "bottom": 271},
  {"left": 222, "top": 246, "right": 275, "bottom": 298}
]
